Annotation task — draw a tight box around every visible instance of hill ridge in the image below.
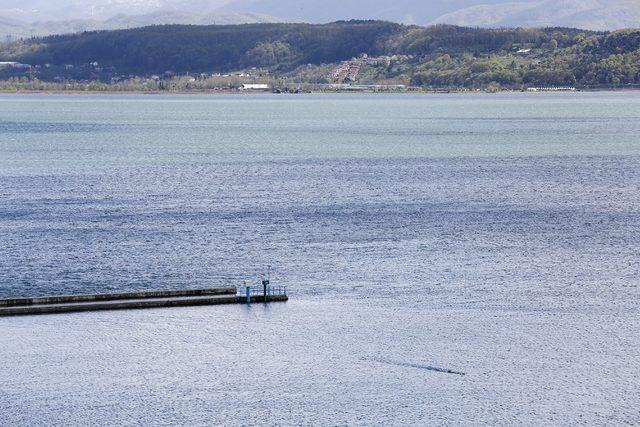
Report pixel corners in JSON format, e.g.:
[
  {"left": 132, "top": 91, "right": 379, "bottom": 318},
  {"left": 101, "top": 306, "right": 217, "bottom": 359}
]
[{"left": 1, "top": 22, "right": 638, "bottom": 90}]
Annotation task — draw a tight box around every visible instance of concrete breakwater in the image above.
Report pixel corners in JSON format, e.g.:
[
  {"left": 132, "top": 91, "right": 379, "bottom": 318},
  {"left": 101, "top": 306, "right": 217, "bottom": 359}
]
[{"left": 0, "top": 287, "right": 288, "bottom": 316}]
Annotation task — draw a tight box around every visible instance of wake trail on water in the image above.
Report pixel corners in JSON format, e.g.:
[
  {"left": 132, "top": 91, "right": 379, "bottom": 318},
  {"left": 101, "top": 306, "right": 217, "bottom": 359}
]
[{"left": 364, "top": 357, "right": 466, "bottom": 376}]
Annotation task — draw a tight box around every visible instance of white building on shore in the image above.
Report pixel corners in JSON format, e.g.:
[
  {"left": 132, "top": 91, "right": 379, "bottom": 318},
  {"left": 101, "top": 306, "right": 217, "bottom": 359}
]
[
  {"left": 241, "top": 83, "right": 270, "bottom": 90},
  {"left": 0, "top": 61, "right": 31, "bottom": 69}
]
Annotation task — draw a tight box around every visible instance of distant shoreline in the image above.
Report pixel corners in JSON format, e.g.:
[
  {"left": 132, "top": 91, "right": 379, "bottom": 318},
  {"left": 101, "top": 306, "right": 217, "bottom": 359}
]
[
  {"left": 1, "top": 88, "right": 639, "bottom": 95},
  {"left": 3, "top": 25, "right": 640, "bottom": 100}
]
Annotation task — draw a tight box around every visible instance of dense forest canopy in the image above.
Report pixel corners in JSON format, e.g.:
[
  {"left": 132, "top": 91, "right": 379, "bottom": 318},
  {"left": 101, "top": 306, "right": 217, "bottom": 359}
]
[
  {"left": 2, "top": 21, "right": 403, "bottom": 73},
  {"left": 1, "top": 21, "right": 639, "bottom": 89}
]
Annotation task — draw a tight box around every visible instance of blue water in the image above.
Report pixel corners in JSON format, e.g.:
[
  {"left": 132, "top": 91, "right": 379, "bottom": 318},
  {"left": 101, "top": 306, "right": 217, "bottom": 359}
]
[{"left": 1, "top": 92, "right": 639, "bottom": 425}]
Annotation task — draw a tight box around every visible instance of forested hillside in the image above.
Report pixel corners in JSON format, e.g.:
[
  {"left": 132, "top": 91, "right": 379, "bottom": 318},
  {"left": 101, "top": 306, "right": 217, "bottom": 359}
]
[
  {"left": 1, "top": 22, "right": 402, "bottom": 73},
  {"left": 1, "top": 21, "right": 639, "bottom": 89}
]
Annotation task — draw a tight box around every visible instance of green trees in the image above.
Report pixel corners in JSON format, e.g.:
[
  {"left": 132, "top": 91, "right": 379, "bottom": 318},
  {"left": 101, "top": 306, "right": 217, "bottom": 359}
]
[
  {"left": 3, "top": 21, "right": 401, "bottom": 74},
  {"left": 246, "top": 41, "right": 296, "bottom": 68},
  {"left": 1, "top": 22, "right": 639, "bottom": 89},
  {"left": 583, "top": 52, "right": 640, "bottom": 85}
]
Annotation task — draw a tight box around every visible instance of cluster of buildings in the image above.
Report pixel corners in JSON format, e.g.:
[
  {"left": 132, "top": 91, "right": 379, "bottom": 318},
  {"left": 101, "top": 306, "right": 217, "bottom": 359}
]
[
  {"left": 361, "top": 54, "right": 412, "bottom": 66},
  {"left": 332, "top": 61, "right": 362, "bottom": 83},
  {"left": 331, "top": 54, "right": 413, "bottom": 83}
]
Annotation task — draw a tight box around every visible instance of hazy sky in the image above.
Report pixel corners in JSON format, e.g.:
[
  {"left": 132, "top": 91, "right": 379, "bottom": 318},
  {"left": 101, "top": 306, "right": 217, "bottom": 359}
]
[
  {"left": 1, "top": 0, "right": 637, "bottom": 30},
  {"left": 0, "top": 1, "right": 232, "bottom": 21},
  {"left": 1, "top": 0, "right": 530, "bottom": 22}
]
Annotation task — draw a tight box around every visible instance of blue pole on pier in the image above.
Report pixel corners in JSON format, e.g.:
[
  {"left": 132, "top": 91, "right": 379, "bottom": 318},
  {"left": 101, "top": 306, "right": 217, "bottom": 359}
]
[
  {"left": 246, "top": 287, "right": 251, "bottom": 305},
  {"left": 263, "top": 265, "right": 271, "bottom": 303}
]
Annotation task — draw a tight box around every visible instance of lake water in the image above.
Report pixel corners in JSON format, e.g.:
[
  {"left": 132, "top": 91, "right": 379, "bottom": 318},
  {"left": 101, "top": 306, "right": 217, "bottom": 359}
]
[{"left": 1, "top": 92, "right": 639, "bottom": 425}]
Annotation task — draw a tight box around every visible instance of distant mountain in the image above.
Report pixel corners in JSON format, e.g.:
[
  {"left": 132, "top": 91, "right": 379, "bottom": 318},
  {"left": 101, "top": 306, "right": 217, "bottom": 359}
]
[
  {"left": 103, "top": 10, "right": 280, "bottom": 27},
  {"left": 0, "top": 11, "right": 281, "bottom": 38},
  {"left": 226, "top": 0, "right": 640, "bottom": 29},
  {"left": 0, "top": 17, "right": 25, "bottom": 36},
  {"left": 0, "top": 0, "right": 231, "bottom": 22},
  {"left": 1, "top": 0, "right": 639, "bottom": 34},
  {"left": 226, "top": 0, "right": 512, "bottom": 25},
  {"left": 431, "top": 0, "right": 640, "bottom": 30}
]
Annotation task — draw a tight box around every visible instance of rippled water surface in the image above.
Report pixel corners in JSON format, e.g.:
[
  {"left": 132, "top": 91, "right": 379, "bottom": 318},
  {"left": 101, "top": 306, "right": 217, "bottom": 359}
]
[{"left": 1, "top": 93, "right": 639, "bottom": 425}]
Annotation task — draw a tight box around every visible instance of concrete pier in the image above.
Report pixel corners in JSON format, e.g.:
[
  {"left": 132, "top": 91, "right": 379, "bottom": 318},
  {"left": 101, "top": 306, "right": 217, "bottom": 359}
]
[{"left": 0, "top": 288, "right": 288, "bottom": 316}]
